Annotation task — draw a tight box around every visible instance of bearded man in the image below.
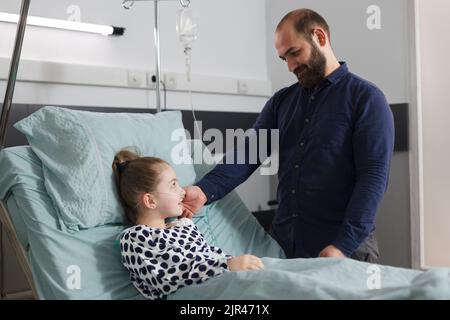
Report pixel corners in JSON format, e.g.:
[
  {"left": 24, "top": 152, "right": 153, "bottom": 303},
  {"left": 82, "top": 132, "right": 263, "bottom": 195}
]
[{"left": 182, "top": 8, "right": 394, "bottom": 262}]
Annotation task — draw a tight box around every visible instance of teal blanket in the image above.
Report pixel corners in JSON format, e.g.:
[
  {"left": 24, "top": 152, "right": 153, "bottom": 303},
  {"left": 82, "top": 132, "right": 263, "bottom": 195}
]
[
  {"left": 1, "top": 146, "right": 449, "bottom": 300},
  {"left": 171, "top": 257, "right": 450, "bottom": 300}
]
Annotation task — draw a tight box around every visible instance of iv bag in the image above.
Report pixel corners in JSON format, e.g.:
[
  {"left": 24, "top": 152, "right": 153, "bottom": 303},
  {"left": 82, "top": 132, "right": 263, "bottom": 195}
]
[{"left": 176, "top": 7, "right": 198, "bottom": 49}]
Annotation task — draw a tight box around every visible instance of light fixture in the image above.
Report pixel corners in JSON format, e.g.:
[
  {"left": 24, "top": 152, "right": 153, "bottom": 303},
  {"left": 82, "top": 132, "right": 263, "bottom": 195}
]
[{"left": 0, "top": 12, "right": 125, "bottom": 36}]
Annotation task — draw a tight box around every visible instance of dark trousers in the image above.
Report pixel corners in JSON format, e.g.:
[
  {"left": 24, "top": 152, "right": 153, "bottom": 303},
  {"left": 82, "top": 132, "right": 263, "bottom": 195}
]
[
  {"left": 269, "top": 227, "right": 380, "bottom": 262},
  {"left": 350, "top": 232, "right": 380, "bottom": 263}
]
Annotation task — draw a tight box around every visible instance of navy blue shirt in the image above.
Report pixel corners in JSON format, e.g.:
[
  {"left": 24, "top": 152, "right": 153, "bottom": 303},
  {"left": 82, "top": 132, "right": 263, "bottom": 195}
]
[{"left": 196, "top": 63, "right": 394, "bottom": 258}]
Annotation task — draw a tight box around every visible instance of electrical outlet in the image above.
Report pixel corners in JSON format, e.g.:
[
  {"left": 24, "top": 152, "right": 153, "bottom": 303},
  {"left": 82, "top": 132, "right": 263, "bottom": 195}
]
[
  {"left": 127, "top": 71, "right": 145, "bottom": 87},
  {"left": 237, "top": 80, "right": 249, "bottom": 94},
  {"left": 164, "top": 74, "right": 178, "bottom": 90}
]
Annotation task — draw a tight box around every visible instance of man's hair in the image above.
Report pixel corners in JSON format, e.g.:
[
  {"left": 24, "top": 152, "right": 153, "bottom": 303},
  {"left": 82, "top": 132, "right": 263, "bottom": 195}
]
[{"left": 277, "top": 9, "right": 331, "bottom": 42}]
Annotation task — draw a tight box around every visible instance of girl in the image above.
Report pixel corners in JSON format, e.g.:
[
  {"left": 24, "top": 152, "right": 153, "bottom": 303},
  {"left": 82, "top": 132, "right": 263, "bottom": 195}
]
[{"left": 113, "top": 150, "right": 264, "bottom": 300}]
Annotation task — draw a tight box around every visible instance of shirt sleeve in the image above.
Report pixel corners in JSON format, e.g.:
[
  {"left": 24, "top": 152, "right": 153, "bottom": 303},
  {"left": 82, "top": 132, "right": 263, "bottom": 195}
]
[
  {"left": 208, "top": 244, "right": 233, "bottom": 259},
  {"left": 332, "top": 87, "right": 395, "bottom": 257},
  {"left": 195, "top": 94, "right": 278, "bottom": 204},
  {"left": 145, "top": 246, "right": 229, "bottom": 296}
]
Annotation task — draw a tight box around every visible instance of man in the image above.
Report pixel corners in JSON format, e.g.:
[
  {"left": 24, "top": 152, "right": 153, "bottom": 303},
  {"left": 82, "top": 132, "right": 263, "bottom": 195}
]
[{"left": 182, "top": 8, "right": 394, "bottom": 262}]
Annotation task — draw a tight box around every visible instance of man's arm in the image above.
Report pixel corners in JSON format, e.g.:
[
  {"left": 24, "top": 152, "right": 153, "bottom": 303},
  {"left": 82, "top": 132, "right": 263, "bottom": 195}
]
[
  {"left": 182, "top": 95, "right": 278, "bottom": 217},
  {"left": 331, "top": 88, "right": 395, "bottom": 257}
]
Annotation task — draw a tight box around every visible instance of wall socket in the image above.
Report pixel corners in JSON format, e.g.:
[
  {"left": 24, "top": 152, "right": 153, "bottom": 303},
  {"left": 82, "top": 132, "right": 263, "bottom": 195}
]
[
  {"left": 237, "top": 80, "right": 249, "bottom": 94},
  {"left": 164, "top": 74, "right": 178, "bottom": 90},
  {"left": 127, "top": 71, "right": 146, "bottom": 87}
]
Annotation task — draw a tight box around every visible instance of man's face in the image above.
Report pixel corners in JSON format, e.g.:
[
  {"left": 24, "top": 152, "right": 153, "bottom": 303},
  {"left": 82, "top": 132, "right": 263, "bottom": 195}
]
[{"left": 275, "top": 25, "right": 327, "bottom": 89}]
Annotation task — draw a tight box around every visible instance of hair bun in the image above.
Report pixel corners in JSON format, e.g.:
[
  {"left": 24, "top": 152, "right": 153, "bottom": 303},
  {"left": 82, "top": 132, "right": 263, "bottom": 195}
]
[{"left": 116, "top": 161, "right": 129, "bottom": 173}]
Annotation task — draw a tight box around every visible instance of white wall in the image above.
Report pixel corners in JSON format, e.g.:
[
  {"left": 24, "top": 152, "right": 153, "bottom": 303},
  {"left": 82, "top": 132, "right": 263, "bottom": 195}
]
[
  {"left": 0, "top": 0, "right": 270, "bottom": 112},
  {"left": 417, "top": 0, "right": 450, "bottom": 268}
]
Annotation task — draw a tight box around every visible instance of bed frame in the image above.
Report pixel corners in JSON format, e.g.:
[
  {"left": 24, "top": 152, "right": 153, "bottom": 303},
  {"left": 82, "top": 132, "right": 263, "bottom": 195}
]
[{"left": 0, "top": 201, "right": 37, "bottom": 299}]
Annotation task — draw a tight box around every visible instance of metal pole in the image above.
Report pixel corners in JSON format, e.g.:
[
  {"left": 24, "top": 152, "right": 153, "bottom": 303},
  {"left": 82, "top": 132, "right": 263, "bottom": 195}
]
[
  {"left": 123, "top": 0, "right": 186, "bottom": 113},
  {"left": 0, "top": 0, "right": 31, "bottom": 149},
  {"left": 0, "top": 220, "right": 3, "bottom": 298},
  {"left": 154, "top": 0, "right": 161, "bottom": 113},
  {"left": 0, "top": 0, "right": 31, "bottom": 298}
]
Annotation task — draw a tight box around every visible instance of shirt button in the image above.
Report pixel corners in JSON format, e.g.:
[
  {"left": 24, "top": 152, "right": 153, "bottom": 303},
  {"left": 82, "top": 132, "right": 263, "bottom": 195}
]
[
  {"left": 291, "top": 189, "right": 296, "bottom": 194},
  {"left": 292, "top": 213, "right": 298, "bottom": 218},
  {"left": 300, "top": 142, "right": 305, "bottom": 147},
  {"left": 305, "top": 118, "right": 310, "bottom": 124},
  {"left": 310, "top": 95, "right": 315, "bottom": 100},
  {"left": 294, "top": 164, "right": 299, "bottom": 169},
  {"left": 211, "top": 194, "right": 215, "bottom": 199}
]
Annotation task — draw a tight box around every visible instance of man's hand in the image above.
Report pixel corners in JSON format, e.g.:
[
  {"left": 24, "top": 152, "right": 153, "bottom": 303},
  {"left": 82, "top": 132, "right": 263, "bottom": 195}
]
[
  {"left": 318, "top": 245, "right": 345, "bottom": 258},
  {"left": 181, "top": 186, "right": 207, "bottom": 219}
]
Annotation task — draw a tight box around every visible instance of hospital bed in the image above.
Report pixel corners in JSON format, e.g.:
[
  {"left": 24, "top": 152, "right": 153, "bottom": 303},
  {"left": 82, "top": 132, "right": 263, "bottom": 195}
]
[
  {"left": 0, "top": 0, "right": 448, "bottom": 299},
  {"left": 1, "top": 106, "right": 449, "bottom": 300},
  {"left": 0, "top": 143, "right": 284, "bottom": 299},
  {"left": 0, "top": 106, "right": 285, "bottom": 299}
]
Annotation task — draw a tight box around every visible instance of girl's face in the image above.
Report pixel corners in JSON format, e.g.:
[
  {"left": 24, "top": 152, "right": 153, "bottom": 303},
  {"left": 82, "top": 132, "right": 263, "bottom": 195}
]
[{"left": 152, "top": 165, "right": 186, "bottom": 218}]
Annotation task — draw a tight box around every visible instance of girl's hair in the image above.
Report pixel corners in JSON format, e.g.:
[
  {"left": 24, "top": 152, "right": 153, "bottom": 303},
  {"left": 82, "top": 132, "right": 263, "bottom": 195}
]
[{"left": 112, "top": 150, "right": 169, "bottom": 224}]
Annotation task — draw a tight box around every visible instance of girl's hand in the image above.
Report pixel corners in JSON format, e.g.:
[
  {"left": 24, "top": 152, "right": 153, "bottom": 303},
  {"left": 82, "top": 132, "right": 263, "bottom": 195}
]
[{"left": 227, "top": 255, "right": 264, "bottom": 271}]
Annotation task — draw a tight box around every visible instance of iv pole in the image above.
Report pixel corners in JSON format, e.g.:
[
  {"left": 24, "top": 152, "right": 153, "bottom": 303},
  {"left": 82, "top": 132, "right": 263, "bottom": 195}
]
[
  {"left": 123, "top": 0, "right": 191, "bottom": 113},
  {"left": 0, "top": 0, "right": 31, "bottom": 298},
  {"left": 0, "top": 0, "right": 30, "bottom": 150}
]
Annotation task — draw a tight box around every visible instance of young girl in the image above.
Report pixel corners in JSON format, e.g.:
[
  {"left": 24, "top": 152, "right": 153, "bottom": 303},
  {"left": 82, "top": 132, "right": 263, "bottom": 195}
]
[{"left": 113, "top": 150, "right": 264, "bottom": 300}]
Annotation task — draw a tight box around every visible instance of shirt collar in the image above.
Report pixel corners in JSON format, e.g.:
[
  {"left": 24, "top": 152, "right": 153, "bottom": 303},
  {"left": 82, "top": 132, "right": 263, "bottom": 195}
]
[
  {"left": 326, "top": 61, "right": 348, "bottom": 84},
  {"left": 302, "top": 62, "right": 349, "bottom": 94}
]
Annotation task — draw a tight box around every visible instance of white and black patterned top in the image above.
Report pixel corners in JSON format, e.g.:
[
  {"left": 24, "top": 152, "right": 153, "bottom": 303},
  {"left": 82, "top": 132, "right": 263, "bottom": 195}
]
[{"left": 120, "top": 218, "right": 230, "bottom": 300}]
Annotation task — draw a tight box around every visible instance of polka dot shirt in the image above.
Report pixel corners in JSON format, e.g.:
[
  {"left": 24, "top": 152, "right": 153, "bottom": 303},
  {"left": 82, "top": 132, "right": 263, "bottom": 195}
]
[{"left": 120, "top": 218, "right": 231, "bottom": 300}]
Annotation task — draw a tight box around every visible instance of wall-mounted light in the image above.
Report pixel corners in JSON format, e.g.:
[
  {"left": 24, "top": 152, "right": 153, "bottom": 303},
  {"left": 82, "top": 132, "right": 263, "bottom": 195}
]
[{"left": 0, "top": 12, "right": 125, "bottom": 36}]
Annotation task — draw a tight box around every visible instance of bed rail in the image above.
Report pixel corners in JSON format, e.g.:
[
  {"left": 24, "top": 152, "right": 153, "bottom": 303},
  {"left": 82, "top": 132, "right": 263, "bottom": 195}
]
[{"left": 0, "top": 200, "right": 38, "bottom": 299}]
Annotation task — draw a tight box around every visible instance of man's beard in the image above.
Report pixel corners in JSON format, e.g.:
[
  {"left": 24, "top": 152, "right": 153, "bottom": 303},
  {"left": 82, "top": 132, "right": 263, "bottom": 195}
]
[{"left": 294, "top": 41, "right": 327, "bottom": 89}]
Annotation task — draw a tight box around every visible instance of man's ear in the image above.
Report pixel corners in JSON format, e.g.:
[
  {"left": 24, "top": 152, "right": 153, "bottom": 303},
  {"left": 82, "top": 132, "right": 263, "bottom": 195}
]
[
  {"left": 312, "top": 28, "right": 327, "bottom": 47},
  {"left": 142, "top": 193, "right": 157, "bottom": 209}
]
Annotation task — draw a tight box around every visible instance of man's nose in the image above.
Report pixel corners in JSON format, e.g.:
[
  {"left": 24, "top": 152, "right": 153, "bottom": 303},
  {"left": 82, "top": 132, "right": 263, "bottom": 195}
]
[{"left": 287, "top": 58, "right": 298, "bottom": 73}]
